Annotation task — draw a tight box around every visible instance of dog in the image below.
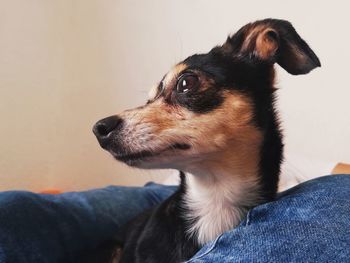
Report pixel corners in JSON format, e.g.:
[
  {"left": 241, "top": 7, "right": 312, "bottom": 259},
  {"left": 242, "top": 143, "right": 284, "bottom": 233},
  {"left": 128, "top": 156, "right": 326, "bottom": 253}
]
[{"left": 91, "top": 18, "right": 320, "bottom": 263}]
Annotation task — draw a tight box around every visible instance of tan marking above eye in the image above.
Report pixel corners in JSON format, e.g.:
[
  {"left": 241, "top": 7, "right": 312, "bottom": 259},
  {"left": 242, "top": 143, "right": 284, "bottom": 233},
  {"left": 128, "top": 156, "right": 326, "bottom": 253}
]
[
  {"left": 147, "top": 63, "right": 188, "bottom": 101},
  {"left": 162, "top": 63, "right": 188, "bottom": 87},
  {"left": 148, "top": 84, "right": 159, "bottom": 100}
]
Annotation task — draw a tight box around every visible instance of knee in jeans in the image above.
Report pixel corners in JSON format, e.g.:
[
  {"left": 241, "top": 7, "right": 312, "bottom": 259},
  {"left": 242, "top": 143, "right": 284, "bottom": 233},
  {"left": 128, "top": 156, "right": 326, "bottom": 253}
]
[{"left": 0, "top": 191, "right": 43, "bottom": 216}]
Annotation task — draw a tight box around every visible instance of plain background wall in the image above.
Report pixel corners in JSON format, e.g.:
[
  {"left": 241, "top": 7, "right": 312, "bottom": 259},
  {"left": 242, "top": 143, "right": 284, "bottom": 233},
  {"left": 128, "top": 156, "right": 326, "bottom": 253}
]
[{"left": 0, "top": 0, "right": 349, "bottom": 191}]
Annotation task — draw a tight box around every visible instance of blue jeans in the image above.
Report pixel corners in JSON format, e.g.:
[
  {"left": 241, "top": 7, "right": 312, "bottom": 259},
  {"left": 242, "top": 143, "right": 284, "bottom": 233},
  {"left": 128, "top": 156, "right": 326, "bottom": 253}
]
[{"left": 0, "top": 175, "right": 349, "bottom": 262}]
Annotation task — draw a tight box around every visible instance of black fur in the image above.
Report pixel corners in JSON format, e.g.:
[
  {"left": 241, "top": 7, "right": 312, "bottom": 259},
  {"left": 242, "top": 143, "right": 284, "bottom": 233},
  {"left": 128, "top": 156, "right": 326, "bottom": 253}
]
[
  {"left": 91, "top": 19, "right": 320, "bottom": 263},
  {"left": 117, "top": 172, "right": 199, "bottom": 262}
]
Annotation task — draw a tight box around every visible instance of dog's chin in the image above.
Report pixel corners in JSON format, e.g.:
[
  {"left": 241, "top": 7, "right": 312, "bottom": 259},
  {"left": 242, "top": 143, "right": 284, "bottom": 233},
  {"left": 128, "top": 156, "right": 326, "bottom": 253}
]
[
  {"left": 109, "top": 150, "right": 175, "bottom": 169},
  {"left": 108, "top": 143, "right": 191, "bottom": 169},
  {"left": 109, "top": 150, "right": 157, "bottom": 168}
]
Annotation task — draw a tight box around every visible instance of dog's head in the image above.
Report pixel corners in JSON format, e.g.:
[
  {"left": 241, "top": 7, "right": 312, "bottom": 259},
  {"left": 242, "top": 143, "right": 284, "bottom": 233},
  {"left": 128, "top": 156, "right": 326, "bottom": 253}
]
[{"left": 93, "top": 19, "right": 320, "bottom": 172}]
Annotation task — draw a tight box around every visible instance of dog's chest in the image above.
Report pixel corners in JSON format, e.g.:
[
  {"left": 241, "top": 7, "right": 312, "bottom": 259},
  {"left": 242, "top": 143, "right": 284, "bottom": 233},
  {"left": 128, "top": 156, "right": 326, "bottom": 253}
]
[{"left": 184, "top": 173, "right": 258, "bottom": 245}]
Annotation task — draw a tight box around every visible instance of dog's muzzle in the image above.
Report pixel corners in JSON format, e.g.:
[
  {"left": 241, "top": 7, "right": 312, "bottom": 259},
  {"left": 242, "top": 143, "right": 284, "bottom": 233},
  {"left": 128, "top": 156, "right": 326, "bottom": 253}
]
[{"left": 92, "top": 115, "right": 124, "bottom": 149}]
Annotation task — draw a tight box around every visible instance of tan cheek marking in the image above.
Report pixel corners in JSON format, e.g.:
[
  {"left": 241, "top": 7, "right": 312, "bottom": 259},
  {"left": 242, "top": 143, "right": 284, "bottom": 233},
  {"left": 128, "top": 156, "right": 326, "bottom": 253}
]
[
  {"left": 138, "top": 100, "right": 179, "bottom": 132},
  {"left": 152, "top": 91, "right": 256, "bottom": 137},
  {"left": 182, "top": 91, "right": 262, "bottom": 147},
  {"left": 194, "top": 92, "right": 254, "bottom": 129},
  {"left": 123, "top": 90, "right": 261, "bottom": 154}
]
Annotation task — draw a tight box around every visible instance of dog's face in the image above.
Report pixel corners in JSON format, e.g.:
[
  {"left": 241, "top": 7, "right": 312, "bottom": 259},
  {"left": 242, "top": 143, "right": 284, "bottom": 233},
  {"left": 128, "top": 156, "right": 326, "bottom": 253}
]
[{"left": 93, "top": 19, "right": 320, "bottom": 171}]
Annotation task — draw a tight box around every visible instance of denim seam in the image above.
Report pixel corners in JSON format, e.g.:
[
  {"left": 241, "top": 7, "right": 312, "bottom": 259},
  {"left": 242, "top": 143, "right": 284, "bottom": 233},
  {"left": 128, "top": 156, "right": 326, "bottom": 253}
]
[
  {"left": 245, "top": 210, "right": 252, "bottom": 226},
  {"left": 186, "top": 212, "right": 252, "bottom": 262},
  {"left": 186, "top": 235, "right": 223, "bottom": 262}
]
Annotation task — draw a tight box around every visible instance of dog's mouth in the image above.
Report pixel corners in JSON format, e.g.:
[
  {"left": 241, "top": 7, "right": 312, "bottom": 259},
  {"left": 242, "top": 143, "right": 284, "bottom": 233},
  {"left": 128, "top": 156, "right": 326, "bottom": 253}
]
[
  {"left": 111, "top": 150, "right": 154, "bottom": 162},
  {"left": 109, "top": 143, "right": 191, "bottom": 165}
]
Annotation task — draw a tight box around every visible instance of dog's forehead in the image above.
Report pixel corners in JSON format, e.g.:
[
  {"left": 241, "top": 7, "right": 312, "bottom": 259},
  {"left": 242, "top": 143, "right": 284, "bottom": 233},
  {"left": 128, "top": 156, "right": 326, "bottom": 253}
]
[
  {"left": 157, "top": 51, "right": 227, "bottom": 91},
  {"left": 160, "top": 52, "right": 225, "bottom": 88}
]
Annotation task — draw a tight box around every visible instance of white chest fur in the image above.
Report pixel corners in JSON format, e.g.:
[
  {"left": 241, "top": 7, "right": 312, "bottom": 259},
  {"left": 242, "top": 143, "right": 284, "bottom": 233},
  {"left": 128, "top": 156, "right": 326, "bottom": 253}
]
[{"left": 184, "top": 172, "right": 259, "bottom": 245}]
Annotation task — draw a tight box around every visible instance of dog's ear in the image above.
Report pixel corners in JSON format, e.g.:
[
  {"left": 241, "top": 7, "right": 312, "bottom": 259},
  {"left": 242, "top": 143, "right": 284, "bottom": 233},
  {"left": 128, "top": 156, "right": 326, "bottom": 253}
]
[{"left": 223, "top": 19, "right": 321, "bottom": 75}]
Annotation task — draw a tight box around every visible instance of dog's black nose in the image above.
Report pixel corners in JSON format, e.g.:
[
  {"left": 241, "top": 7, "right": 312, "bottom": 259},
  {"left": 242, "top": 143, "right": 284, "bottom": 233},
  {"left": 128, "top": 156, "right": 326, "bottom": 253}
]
[{"left": 93, "top": 116, "right": 124, "bottom": 143}]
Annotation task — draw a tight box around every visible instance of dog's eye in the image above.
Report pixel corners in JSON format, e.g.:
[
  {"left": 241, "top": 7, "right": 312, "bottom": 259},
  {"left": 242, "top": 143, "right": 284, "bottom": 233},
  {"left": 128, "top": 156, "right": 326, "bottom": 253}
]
[{"left": 176, "top": 74, "right": 199, "bottom": 94}]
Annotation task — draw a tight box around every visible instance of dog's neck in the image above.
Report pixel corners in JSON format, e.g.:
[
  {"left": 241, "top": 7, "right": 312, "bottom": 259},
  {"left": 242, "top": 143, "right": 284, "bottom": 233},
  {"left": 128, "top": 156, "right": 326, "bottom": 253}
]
[{"left": 182, "top": 148, "right": 261, "bottom": 246}]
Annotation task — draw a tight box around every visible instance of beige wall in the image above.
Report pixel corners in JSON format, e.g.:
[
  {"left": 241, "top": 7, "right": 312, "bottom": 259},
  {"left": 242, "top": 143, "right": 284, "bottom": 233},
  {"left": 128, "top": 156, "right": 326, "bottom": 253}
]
[{"left": 0, "top": 0, "right": 349, "bottom": 191}]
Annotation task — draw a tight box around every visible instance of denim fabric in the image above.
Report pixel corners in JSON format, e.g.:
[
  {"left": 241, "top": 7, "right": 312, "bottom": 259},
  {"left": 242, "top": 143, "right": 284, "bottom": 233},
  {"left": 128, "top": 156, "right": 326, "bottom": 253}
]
[
  {"left": 0, "top": 183, "right": 176, "bottom": 263},
  {"left": 187, "top": 175, "right": 350, "bottom": 263},
  {"left": 0, "top": 175, "right": 349, "bottom": 263}
]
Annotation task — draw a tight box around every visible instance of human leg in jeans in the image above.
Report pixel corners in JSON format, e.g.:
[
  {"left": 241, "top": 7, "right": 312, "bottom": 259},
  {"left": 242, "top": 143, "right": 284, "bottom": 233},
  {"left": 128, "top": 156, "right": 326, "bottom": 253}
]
[
  {"left": 0, "top": 175, "right": 349, "bottom": 262},
  {"left": 187, "top": 174, "right": 350, "bottom": 262},
  {"left": 0, "top": 183, "right": 176, "bottom": 263}
]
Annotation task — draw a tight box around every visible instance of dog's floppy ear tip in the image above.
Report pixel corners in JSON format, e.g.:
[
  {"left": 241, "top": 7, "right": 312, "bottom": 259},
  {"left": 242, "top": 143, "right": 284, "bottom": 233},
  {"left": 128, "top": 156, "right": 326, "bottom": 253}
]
[
  {"left": 282, "top": 52, "right": 321, "bottom": 75},
  {"left": 305, "top": 47, "right": 322, "bottom": 70},
  {"left": 313, "top": 55, "right": 322, "bottom": 68},
  {"left": 307, "top": 56, "right": 322, "bottom": 72},
  {"left": 277, "top": 33, "right": 321, "bottom": 75},
  {"left": 223, "top": 18, "right": 322, "bottom": 75}
]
